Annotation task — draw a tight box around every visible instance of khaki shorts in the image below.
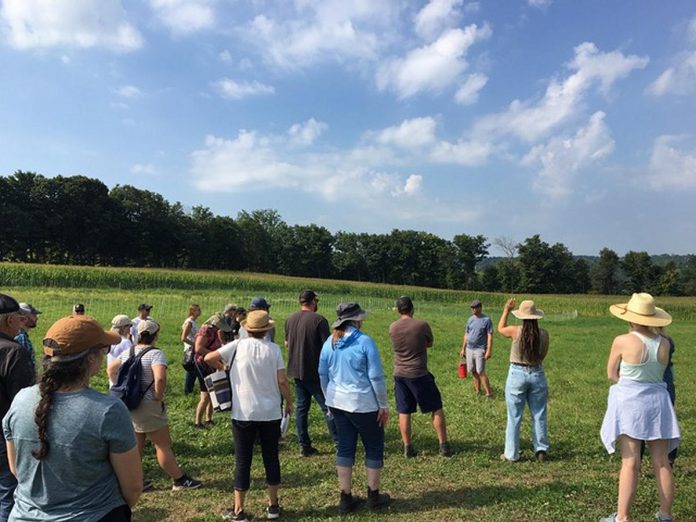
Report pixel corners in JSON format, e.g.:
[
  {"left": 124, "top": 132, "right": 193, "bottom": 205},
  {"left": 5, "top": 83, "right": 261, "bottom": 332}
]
[
  {"left": 131, "top": 400, "right": 169, "bottom": 433},
  {"left": 466, "top": 348, "right": 486, "bottom": 374}
]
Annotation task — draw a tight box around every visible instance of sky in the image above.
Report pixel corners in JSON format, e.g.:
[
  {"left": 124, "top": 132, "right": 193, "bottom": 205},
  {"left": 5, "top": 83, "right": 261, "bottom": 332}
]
[{"left": 1, "top": 0, "right": 696, "bottom": 256}]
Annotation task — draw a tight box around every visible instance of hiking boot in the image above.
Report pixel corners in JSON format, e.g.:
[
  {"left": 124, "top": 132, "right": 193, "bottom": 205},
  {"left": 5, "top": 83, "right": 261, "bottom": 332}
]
[
  {"left": 535, "top": 450, "right": 547, "bottom": 462},
  {"left": 338, "top": 491, "right": 360, "bottom": 515},
  {"left": 439, "top": 442, "right": 453, "bottom": 457},
  {"left": 266, "top": 504, "right": 281, "bottom": 520},
  {"left": 366, "top": 487, "right": 390, "bottom": 510},
  {"left": 193, "top": 423, "right": 206, "bottom": 430},
  {"left": 172, "top": 474, "right": 202, "bottom": 491},
  {"left": 655, "top": 513, "right": 673, "bottom": 522},
  {"left": 403, "top": 444, "right": 417, "bottom": 458},
  {"left": 222, "top": 508, "right": 248, "bottom": 521},
  {"left": 300, "top": 445, "right": 319, "bottom": 457}
]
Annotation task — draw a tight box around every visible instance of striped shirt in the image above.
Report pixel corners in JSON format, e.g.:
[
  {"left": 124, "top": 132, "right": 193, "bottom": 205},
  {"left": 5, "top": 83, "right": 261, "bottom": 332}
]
[{"left": 118, "top": 346, "right": 167, "bottom": 401}]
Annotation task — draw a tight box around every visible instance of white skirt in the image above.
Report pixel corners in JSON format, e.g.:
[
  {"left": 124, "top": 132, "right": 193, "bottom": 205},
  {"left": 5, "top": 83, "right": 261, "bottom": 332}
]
[{"left": 600, "top": 378, "right": 680, "bottom": 454}]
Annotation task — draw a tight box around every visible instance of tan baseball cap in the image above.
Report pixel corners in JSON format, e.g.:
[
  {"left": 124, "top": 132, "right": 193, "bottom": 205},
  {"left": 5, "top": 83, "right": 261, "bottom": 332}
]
[{"left": 43, "top": 315, "right": 120, "bottom": 362}]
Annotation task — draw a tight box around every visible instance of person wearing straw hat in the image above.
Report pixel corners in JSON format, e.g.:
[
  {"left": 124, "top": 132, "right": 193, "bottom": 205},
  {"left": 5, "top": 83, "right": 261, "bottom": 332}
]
[
  {"left": 3, "top": 314, "right": 142, "bottom": 521},
  {"left": 205, "top": 310, "right": 293, "bottom": 521},
  {"left": 497, "top": 298, "right": 550, "bottom": 463},
  {"left": 319, "top": 302, "right": 391, "bottom": 514},
  {"left": 599, "top": 293, "right": 680, "bottom": 522}
]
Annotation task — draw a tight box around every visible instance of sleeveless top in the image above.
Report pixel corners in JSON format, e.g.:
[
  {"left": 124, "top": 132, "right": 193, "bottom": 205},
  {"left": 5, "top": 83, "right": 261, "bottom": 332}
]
[
  {"left": 182, "top": 317, "right": 199, "bottom": 350},
  {"left": 619, "top": 331, "right": 665, "bottom": 383},
  {"left": 510, "top": 327, "right": 549, "bottom": 365}
]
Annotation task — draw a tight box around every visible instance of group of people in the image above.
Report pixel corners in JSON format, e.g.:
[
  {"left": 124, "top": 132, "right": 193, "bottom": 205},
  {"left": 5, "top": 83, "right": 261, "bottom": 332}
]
[{"left": 0, "top": 288, "right": 682, "bottom": 522}]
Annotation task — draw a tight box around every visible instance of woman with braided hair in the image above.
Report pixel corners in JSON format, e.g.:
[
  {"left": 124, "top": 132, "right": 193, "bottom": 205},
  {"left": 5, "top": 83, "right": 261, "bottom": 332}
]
[
  {"left": 2, "top": 315, "right": 142, "bottom": 521},
  {"left": 497, "top": 298, "right": 550, "bottom": 462}
]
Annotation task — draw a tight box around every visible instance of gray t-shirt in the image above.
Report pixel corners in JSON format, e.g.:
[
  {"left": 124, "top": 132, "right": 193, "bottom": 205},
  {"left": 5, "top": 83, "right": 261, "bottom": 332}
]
[
  {"left": 2, "top": 385, "right": 136, "bottom": 522},
  {"left": 465, "top": 314, "right": 493, "bottom": 350}
]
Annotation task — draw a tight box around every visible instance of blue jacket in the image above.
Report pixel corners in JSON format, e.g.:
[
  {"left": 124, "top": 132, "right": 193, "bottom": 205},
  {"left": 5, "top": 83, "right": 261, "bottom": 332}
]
[{"left": 319, "top": 328, "right": 388, "bottom": 413}]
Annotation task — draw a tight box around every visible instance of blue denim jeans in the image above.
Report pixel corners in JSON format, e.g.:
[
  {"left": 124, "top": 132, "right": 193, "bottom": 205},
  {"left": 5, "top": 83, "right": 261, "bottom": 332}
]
[
  {"left": 294, "top": 379, "right": 337, "bottom": 448},
  {"left": 504, "top": 364, "right": 549, "bottom": 461},
  {"left": 184, "top": 368, "right": 197, "bottom": 394},
  {"left": 331, "top": 408, "right": 384, "bottom": 469},
  {"left": 0, "top": 434, "right": 17, "bottom": 521}
]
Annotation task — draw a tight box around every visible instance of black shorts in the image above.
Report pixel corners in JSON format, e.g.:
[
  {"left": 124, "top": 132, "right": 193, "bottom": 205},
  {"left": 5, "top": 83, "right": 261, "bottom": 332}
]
[{"left": 394, "top": 372, "right": 443, "bottom": 414}]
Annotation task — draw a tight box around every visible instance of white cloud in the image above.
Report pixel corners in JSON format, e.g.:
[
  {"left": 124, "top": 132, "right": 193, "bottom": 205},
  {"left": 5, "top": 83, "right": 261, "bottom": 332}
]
[
  {"left": 131, "top": 163, "right": 156, "bottom": 174},
  {"left": 0, "top": 0, "right": 143, "bottom": 51},
  {"left": 288, "top": 118, "right": 327, "bottom": 145},
  {"left": 403, "top": 174, "right": 423, "bottom": 195},
  {"left": 213, "top": 78, "right": 275, "bottom": 99},
  {"left": 522, "top": 111, "right": 614, "bottom": 197},
  {"left": 648, "top": 135, "right": 696, "bottom": 190},
  {"left": 149, "top": 0, "right": 214, "bottom": 35},
  {"left": 648, "top": 50, "right": 696, "bottom": 96},
  {"left": 414, "top": 0, "right": 463, "bottom": 40},
  {"left": 473, "top": 42, "right": 648, "bottom": 142},
  {"left": 219, "top": 49, "right": 232, "bottom": 62},
  {"left": 429, "top": 139, "right": 492, "bottom": 166},
  {"left": 528, "top": 0, "right": 552, "bottom": 7},
  {"left": 377, "top": 24, "right": 492, "bottom": 98},
  {"left": 247, "top": 1, "right": 398, "bottom": 69},
  {"left": 373, "top": 117, "right": 438, "bottom": 148},
  {"left": 455, "top": 72, "right": 488, "bottom": 105},
  {"left": 116, "top": 85, "right": 142, "bottom": 98}
]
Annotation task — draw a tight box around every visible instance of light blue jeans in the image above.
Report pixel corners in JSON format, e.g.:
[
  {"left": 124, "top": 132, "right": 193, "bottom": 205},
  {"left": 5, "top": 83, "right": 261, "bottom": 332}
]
[{"left": 504, "top": 364, "right": 549, "bottom": 461}]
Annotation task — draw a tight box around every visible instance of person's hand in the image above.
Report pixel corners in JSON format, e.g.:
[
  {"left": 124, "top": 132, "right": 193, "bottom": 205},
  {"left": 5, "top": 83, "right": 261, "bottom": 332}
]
[
  {"left": 459, "top": 348, "right": 465, "bottom": 358},
  {"left": 505, "top": 298, "right": 516, "bottom": 311},
  {"left": 376, "top": 408, "right": 389, "bottom": 428},
  {"left": 484, "top": 350, "right": 491, "bottom": 360},
  {"left": 284, "top": 401, "right": 294, "bottom": 416}
]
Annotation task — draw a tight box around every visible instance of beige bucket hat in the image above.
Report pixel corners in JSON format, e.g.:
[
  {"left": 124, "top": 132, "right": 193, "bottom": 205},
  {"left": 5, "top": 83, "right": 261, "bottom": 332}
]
[
  {"left": 609, "top": 292, "right": 672, "bottom": 327},
  {"left": 511, "top": 300, "right": 544, "bottom": 320}
]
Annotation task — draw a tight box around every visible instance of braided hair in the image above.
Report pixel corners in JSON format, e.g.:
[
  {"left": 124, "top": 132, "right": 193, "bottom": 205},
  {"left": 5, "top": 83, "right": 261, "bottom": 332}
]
[
  {"left": 519, "top": 319, "right": 543, "bottom": 366},
  {"left": 32, "top": 350, "right": 96, "bottom": 460}
]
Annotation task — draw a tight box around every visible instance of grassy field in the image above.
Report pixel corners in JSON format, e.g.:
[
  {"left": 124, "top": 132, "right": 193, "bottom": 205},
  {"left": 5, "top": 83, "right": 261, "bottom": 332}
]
[{"left": 2, "top": 263, "right": 695, "bottom": 521}]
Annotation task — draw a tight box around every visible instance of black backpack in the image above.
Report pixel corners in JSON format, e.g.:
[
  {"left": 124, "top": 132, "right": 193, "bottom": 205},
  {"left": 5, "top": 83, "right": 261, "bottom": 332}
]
[{"left": 111, "top": 346, "right": 155, "bottom": 410}]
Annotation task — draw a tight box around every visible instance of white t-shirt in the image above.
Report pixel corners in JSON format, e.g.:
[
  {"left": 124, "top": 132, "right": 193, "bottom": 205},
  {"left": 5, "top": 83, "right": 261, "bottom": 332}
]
[
  {"left": 107, "top": 336, "right": 133, "bottom": 386},
  {"left": 218, "top": 337, "right": 284, "bottom": 421},
  {"left": 182, "top": 318, "right": 199, "bottom": 351}
]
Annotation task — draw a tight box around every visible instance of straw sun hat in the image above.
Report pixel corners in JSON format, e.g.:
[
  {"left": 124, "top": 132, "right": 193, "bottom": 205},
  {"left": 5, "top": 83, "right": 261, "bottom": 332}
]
[
  {"left": 511, "top": 300, "right": 544, "bottom": 320},
  {"left": 609, "top": 292, "right": 672, "bottom": 327},
  {"left": 242, "top": 310, "right": 275, "bottom": 333}
]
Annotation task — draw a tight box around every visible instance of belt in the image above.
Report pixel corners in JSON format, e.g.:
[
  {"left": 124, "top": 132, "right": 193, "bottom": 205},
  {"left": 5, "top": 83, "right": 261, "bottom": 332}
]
[{"left": 510, "top": 362, "right": 541, "bottom": 368}]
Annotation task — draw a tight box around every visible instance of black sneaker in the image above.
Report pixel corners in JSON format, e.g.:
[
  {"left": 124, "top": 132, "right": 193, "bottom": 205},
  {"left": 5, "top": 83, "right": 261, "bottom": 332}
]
[
  {"left": 222, "top": 507, "right": 248, "bottom": 521},
  {"left": 300, "top": 445, "right": 319, "bottom": 457},
  {"left": 366, "top": 487, "right": 390, "bottom": 510},
  {"left": 172, "top": 474, "right": 202, "bottom": 491},
  {"left": 403, "top": 444, "right": 417, "bottom": 458},
  {"left": 439, "top": 442, "right": 453, "bottom": 457},
  {"left": 338, "top": 491, "right": 360, "bottom": 515},
  {"left": 266, "top": 504, "right": 281, "bottom": 520}
]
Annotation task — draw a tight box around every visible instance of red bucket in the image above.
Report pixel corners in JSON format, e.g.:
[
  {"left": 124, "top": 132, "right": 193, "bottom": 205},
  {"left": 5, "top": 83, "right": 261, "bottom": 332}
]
[{"left": 458, "top": 362, "right": 467, "bottom": 379}]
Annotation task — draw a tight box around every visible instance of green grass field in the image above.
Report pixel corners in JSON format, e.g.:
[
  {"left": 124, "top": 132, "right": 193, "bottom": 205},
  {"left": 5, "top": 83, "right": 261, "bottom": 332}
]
[{"left": 2, "top": 263, "right": 694, "bottom": 521}]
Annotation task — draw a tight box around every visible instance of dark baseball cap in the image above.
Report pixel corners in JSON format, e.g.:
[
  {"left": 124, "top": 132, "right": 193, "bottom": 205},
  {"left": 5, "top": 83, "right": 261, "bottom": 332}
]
[
  {"left": 73, "top": 303, "right": 85, "bottom": 314},
  {"left": 299, "top": 290, "right": 318, "bottom": 304},
  {"left": 249, "top": 297, "right": 271, "bottom": 310},
  {"left": 0, "top": 294, "right": 20, "bottom": 314},
  {"left": 396, "top": 296, "right": 414, "bottom": 313},
  {"left": 470, "top": 299, "right": 482, "bottom": 308},
  {"left": 137, "top": 303, "right": 153, "bottom": 311}
]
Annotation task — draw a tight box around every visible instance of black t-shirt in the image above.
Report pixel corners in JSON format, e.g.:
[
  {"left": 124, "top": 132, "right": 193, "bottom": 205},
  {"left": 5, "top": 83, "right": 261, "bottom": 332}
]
[
  {"left": 284, "top": 311, "right": 330, "bottom": 381},
  {"left": 0, "top": 333, "right": 35, "bottom": 422}
]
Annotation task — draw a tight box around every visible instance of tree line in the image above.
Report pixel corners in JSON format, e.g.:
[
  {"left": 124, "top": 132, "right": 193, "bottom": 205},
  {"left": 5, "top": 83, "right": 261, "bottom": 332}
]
[{"left": 2, "top": 171, "right": 695, "bottom": 295}]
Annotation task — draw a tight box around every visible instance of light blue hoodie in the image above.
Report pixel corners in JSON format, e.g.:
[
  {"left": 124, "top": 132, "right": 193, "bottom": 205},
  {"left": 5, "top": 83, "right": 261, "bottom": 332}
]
[{"left": 319, "top": 327, "right": 388, "bottom": 413}]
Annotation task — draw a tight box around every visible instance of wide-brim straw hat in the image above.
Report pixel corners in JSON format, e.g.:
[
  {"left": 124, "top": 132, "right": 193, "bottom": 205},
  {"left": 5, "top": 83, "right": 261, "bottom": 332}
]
[
  {"left": 242, "top": 310, "right": 275, "bottom": 333},
  {"left": 511, "top": 300, "right": 544, "bottom": 320},
  {"left": 609, "top": 292, "right": 672, "bottom": 327},
  {"left": 332, "top": 302, "right": 369, "bottom": 329}
]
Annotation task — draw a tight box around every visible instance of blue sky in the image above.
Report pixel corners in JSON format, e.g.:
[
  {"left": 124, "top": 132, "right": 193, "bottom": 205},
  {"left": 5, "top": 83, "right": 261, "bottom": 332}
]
[{"left": 1, "top": 0, "right": 695, "bottom": 256}]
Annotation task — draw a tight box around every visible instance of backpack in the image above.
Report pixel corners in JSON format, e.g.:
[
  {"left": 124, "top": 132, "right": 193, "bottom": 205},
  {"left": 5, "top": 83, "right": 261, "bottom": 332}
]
[
  {"left": 111, "top": 346, "right": 155, "bottom": 410},
  {"left": 182, "top": 345, "right": 195, "bottom": 372}
]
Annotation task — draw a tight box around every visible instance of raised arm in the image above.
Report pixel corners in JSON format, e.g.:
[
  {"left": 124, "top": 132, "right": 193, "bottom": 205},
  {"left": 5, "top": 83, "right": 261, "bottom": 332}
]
[{"left": 497, "top": 298, "right": 518, "bottom": 339}]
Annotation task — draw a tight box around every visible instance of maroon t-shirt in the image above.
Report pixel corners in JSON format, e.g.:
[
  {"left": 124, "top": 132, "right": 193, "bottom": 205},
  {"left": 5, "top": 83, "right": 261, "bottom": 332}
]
[{"left": 389, "top": 317, "right": 433, "bottom": 378}]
